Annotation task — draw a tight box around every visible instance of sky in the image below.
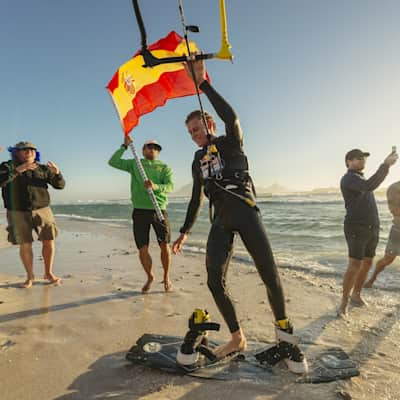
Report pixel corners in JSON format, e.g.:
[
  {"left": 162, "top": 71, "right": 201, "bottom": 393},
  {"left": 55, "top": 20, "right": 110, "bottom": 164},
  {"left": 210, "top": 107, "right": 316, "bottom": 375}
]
[{"left": 1, "top": 0, "right": 400, "bottom": 202}]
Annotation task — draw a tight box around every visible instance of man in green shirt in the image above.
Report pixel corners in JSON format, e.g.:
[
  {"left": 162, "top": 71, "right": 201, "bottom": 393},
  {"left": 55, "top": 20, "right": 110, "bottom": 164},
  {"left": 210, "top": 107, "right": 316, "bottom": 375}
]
[{"left": 109, "top": 136, "right": 174, "bottom": 293}]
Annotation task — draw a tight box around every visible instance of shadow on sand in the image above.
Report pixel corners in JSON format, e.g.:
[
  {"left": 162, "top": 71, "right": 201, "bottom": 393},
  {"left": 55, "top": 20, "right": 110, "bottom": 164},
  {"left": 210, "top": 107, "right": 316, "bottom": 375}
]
[{"left": 0, "top": 290, "right": 143, "bottom": 324}]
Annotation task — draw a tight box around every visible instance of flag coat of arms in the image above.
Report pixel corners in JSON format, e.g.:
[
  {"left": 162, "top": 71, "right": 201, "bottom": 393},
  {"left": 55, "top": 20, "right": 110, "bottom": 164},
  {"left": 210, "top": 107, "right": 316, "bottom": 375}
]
[{"left": 107, "top": 31, "right": 209, "bottom": 134}]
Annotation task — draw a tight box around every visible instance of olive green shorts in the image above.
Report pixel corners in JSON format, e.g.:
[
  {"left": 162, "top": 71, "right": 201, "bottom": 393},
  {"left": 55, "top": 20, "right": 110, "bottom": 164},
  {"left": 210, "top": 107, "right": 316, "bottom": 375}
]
[
  {"left": 386, "top": 218, "right": 400, "bottom": 256},
  {"left": 6, "top": 207, "right": 58, "bottom": 245}
]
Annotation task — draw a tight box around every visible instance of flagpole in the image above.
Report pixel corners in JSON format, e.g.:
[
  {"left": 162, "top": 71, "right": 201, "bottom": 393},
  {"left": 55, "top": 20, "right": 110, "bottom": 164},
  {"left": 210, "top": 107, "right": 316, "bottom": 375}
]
[
  {"left": 127, "top": 140, "right": 165, "bottom": 222},
  {"left": 107, "top": 91, "right": 165, "bottom": 222}
]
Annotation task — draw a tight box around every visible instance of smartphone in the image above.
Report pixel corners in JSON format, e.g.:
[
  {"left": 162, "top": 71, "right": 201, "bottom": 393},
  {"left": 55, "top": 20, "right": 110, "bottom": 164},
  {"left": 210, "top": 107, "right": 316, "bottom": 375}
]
[{"left": 392, "top": 146, "right": 397, "bottom": 153}]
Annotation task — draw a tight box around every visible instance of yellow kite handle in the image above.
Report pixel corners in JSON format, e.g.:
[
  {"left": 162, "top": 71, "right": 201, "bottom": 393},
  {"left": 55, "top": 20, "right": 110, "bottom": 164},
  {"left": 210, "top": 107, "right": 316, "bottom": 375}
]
[{"left": 216, "top": 0, "right": 233, "bottom": 61}]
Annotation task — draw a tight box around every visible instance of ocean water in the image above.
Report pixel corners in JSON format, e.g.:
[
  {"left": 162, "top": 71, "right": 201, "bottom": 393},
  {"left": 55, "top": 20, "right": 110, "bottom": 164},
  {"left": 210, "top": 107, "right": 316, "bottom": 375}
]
[
  {"left": 46, "top": 193, "right": 399, "bottom": 283},
  {"left": 2, "top": 193, "right": 399, "bottom": 287}
]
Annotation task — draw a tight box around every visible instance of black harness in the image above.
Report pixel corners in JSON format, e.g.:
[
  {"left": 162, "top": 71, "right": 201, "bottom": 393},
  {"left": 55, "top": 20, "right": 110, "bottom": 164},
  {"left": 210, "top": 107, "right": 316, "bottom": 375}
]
[{"left": 199, "top": 147, "right": 257, "bottom": 222}]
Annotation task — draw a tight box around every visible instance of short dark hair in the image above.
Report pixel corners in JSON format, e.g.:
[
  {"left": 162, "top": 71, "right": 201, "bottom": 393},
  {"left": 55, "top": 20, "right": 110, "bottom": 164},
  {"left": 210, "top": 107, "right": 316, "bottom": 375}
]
[
  {"left": 345, "top": 149, "right": 369, "bottom": 167},
  {"left": 185, "top": 110, "right": 216, "bottom": 131}
]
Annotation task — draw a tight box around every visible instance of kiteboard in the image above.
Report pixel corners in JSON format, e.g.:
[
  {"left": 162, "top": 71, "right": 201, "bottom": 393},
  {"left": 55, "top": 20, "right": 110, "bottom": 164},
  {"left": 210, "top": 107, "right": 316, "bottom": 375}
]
[{"left": 126, "top": 333, "right": 359, "bottom": 383}]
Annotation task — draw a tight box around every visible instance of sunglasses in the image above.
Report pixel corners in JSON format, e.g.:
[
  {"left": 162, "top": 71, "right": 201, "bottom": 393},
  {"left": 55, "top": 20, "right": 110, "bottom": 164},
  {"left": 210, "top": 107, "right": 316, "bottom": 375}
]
[{"left": 145, "top": 144, "right": 160, "bottom": 150}]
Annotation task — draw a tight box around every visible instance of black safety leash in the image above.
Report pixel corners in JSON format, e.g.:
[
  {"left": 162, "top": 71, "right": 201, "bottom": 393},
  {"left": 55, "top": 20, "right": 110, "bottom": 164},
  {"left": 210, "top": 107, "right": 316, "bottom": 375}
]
[
  {"left": 132, "top": 0, "right": 229, "bottom": 68},
  {"left": 177, "top": 0, "right": 212, "bottom": 144}
]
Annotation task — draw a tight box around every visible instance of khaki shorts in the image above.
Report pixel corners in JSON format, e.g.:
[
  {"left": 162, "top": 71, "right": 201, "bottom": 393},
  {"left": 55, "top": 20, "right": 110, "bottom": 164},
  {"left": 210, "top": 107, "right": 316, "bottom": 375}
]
[{"left": 7, "top": 207, "right": 58, "bottom": 245}]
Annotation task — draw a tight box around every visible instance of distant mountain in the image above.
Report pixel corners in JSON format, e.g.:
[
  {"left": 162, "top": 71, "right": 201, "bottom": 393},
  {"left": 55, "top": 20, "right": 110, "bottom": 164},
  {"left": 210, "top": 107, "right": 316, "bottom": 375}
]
[
  {"left": 173, "top": 182, "right": 295, "bottom": 197},
  {"left": 376, "top": 188, "right": 388, "bottom": 196},
  {"left": 175, "top": 182, "right": 386, "bottom": 197},
  {"left": 172, "top": 183, "right": 192, "bottom": 197},
  {"left": 256, "top": 183, "right": 294, "bottom": 195},
  {"left": 310, "top": 186, "right": 340, "bottom": 194}
]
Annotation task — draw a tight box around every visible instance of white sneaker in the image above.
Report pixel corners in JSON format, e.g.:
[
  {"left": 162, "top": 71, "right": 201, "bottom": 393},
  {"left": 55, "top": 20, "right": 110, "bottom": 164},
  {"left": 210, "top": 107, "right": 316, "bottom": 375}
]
[{"left": 276, "top": 327, "right": 308, "bottom": 374}]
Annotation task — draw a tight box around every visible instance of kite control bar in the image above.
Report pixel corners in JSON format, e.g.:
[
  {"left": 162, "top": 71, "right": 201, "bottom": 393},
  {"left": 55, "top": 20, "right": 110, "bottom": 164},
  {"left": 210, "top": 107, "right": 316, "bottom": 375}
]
[{"left": 132, "top": 0, "right": 233, "bottom": 68}]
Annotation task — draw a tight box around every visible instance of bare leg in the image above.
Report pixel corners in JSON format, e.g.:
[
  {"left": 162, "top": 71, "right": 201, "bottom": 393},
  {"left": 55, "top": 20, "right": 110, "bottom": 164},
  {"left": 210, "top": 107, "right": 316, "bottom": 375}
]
[
  {"left": 42, "top": 240, "right": 61, "bottom": 284},
  {"left": 139, "top": 245, "right": 154, "bottom": 293},
  {"left": 159, "top": 242, "right": 172, "bottom": 291},
  {"left": 19, "top": 242, "right": 34, "bottom": 288},
  {"left": 351, "top": 257, "right": 372, "bottom": 304},
  {"left": 214, "top": 327, "right": 247, "bottom": 359},
  {"left": 338, "top": 257, "right": 362, "bottom": 315},
  {"left": 365, "top": 254, "right": 396, "bottom": 288}
]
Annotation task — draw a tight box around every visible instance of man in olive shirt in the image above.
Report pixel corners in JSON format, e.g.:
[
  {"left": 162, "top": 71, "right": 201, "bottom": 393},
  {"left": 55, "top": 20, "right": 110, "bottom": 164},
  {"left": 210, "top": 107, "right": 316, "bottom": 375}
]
[
  {"left": 0, "top": 141, "right": 65, "bottom": 288},
  {"left": 365, "top": 181, "right": 400, "bottom": 288},
  {"left": 109, "top": 136, "right": 174, "bottom": 293}
]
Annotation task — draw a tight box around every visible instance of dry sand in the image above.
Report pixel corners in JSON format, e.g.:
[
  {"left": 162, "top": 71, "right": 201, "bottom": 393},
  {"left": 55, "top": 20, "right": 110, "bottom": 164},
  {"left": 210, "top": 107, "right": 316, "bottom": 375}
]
[{"left": 0, "top": 220, "right": 400, "bottom": 400}]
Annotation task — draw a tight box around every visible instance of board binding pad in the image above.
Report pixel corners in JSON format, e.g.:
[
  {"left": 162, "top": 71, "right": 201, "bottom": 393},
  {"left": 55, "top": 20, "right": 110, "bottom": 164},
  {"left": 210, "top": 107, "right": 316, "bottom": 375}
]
[{"left": 126, "top": 333, "right": 359, "bottom": 383}]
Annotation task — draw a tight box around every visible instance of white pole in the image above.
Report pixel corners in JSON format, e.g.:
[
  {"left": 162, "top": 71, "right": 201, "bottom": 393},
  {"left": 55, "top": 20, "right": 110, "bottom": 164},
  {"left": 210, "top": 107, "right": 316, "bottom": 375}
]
[
  {"left": 128, "top": 141, "right": 165, "bottom": 222},
  {"left": 107, "top": 91, "right": 165, "bottom": 222}
]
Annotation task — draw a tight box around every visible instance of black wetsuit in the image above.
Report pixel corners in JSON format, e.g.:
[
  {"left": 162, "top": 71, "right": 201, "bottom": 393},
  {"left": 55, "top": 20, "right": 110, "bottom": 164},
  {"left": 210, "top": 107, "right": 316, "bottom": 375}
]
[{"left": 180, "top": 81, "right": 286, "bottom": 333}]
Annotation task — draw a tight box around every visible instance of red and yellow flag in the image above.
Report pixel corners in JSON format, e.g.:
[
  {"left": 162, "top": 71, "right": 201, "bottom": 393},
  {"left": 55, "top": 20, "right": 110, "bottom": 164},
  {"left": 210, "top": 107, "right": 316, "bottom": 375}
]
[{"left": 107, "top": 31, "right": 209, "bottom": 135}]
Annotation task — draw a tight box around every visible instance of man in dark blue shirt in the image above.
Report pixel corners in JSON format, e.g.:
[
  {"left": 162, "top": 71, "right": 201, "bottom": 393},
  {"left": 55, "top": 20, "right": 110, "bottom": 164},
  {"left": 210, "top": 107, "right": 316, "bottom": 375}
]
[{"left": 338, "top": 148, "right": 397, "bottom": 316}]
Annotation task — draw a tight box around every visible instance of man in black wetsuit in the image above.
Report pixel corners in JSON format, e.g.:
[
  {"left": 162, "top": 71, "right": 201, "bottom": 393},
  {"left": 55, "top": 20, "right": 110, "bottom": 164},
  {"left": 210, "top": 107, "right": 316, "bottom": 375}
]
[{"left": 172, "top": 58, "right": 307, "bottom": 373}]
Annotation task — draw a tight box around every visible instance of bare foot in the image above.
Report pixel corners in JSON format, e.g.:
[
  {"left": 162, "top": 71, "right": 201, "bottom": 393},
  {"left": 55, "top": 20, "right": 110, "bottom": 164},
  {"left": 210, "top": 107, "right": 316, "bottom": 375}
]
[
  {"left": 162, "top": 279, "right": 173, "bottom": 292},
  {"left": 20, "top": 279, "right": 34, "bottom": 289},
  {"left": 350, "top": 297, "right": 368, "bottom": 307},
  {"left": 44, "top": 274, "right": 62, "bottom": 285},
  {"left": 336, "top": 303, "right": 347, "bottom": 318},
  {"left": 364, "top": 280, "right": 374, "bottom": 288},
  {"left": 142, "top": 276, "right": 154, "bottom": 293},
  {"left": 214, "top": 336, "right": 247, "bottom": 359}
]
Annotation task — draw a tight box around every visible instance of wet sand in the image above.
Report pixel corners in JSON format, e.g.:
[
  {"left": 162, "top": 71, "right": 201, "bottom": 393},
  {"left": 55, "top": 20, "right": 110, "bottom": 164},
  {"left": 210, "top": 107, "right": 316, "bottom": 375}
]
[
  {"left": 0, "top": 223, "right": 10, "bottom": 250},
  {"left": 0, "top": 220, "right": 400, "bottom": 399}
]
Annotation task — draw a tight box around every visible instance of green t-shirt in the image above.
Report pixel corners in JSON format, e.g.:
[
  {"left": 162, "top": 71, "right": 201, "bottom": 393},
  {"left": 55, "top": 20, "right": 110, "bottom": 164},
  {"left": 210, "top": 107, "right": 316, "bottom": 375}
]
[{"left": 108, "top": 146, "right": 173, "bottom": 210}]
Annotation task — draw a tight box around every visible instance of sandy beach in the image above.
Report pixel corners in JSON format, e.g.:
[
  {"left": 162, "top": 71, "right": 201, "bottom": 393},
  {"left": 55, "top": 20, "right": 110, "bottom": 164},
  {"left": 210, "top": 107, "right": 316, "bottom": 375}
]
[
  {"left": 0, "top": 223, "right": 10, "bottom": 250},
  {"left": 1, "top": 219, "right": 400, "bottom": 400}
]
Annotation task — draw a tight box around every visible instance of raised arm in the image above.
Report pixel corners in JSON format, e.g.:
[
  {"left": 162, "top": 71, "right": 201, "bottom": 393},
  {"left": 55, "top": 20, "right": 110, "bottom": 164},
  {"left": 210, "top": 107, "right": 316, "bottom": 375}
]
[
  {"left": 342, "top": 164, "right": 389, "bottom": 192},
  {"left": 184, "top": 58, "right": 242, "bottom": 144},
  {"left": 45, "top": 161, "right": 65, "bottom": 189},
  {"left": 108, "top": 146, "right": 132, "bottom": 172}
]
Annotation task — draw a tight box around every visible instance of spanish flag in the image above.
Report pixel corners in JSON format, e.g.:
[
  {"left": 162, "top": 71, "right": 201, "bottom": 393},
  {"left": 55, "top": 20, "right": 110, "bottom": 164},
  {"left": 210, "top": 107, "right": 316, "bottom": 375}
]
[{"left": 107, "top": 31, "right": 209, "bottom": 135}]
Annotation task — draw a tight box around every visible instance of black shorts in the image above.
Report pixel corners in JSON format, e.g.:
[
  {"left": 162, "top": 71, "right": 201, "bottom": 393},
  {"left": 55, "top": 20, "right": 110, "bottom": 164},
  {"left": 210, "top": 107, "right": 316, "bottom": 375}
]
[
  {"left": 132, "top": 209, "right": 170, "bottom": 249},
  {"left": 344, "top": 224, "right": 379, "bottom": 260}
]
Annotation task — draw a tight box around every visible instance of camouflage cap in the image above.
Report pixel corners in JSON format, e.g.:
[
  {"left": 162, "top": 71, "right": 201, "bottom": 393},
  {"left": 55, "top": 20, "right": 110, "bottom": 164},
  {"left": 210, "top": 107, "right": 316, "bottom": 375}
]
[{"left": 14, "top": 141, "right": 37, "bottom": 150}]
